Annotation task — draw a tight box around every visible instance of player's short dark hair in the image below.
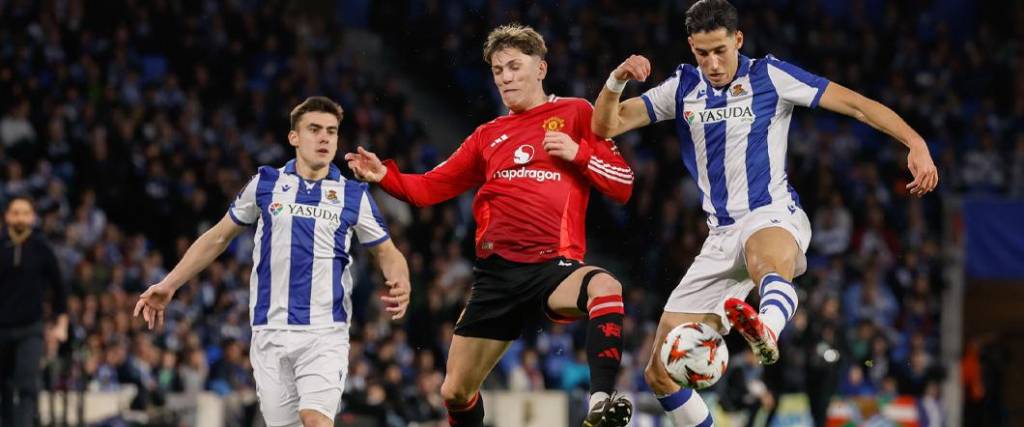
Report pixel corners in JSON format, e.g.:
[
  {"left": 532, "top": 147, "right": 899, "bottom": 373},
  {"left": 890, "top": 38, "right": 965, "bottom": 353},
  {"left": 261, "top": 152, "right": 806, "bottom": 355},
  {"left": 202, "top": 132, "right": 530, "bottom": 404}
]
[
  {"left": 289, "top": 96, "right": 343, "bottom": 130},
  {"left": 482, "top": 24, "right": 547, "bottom": 65},
  {"left": 685, "top": 0, "right": 739, "bottom": 35},
  {"left": 5, "top": 196, "right": 34, "bottom": 213}
]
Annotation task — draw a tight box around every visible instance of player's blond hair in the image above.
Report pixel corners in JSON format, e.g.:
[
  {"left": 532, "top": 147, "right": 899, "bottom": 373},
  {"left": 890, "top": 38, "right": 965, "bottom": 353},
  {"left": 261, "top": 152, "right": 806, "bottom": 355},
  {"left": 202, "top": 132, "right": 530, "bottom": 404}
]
[{"left": 482, "top": 24, "right": 547, "bottom": 64}]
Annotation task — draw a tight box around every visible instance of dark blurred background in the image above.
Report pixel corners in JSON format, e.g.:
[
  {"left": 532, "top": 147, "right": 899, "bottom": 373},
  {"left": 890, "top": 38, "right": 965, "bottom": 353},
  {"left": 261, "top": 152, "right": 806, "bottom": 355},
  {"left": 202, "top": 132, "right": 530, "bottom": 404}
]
[{"left": 1, "top": 0, "right": 1021, "bottom": 426}]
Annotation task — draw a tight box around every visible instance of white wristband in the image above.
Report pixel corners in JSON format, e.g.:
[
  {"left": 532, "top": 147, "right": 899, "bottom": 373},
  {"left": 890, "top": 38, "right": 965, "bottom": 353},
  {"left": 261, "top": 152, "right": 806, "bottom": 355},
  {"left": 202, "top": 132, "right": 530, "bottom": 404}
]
[{"left": 605, "top": 74, "right": 627, "bottom": 93}]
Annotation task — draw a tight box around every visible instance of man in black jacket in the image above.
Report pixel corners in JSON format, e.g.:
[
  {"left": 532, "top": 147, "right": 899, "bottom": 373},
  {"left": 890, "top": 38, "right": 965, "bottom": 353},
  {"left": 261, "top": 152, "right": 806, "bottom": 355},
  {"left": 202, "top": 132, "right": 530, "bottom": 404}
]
[{"left": 0, "top": 196, "right": 69, "bottom": 427}]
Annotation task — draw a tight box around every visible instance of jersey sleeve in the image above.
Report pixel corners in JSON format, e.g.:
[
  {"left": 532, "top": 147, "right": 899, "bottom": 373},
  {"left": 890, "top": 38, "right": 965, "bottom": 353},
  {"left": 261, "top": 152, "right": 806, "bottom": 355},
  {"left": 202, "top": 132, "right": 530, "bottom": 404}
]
[
  {"left": 765, "top": 55, "right": 830, "bottom": 108},
  {"left": 354, "top": 184, "right": 391, "bottom": 247},
  {"left": 227, "top": 173, "right": 260, "bottom": 226},
  {"left": 571, "top": 101, "right": 635, "bottom": 204},
  {"left": 640, "top": 66, "right": 683, "bottom": 124},
  {"left": 378, "top": 131, "right": 486, "bottom": 207}
]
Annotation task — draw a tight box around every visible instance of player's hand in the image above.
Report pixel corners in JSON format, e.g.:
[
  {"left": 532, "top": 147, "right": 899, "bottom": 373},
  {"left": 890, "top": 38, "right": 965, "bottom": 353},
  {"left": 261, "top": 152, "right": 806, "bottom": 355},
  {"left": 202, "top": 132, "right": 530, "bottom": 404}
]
[
  {"left": 906, "top": 143, "right": 938, "bottom": 197},
  {"left": 344, "top": 147, "right": 387, "bottom": 183},
  {"left": 612, "top": 55, "right": 651, "bottom": 82},
  {"left": 49, "top": 318, "right": 68, "bottom": 343},
  {"left": 380, "top": 278, "right": 411, "bottom": 320},
  {"left": 543, "top": 131, "right": 580, "bottom": 162},
  {"left": 134, "top": 282, "right": 176, "bottom": 330}
]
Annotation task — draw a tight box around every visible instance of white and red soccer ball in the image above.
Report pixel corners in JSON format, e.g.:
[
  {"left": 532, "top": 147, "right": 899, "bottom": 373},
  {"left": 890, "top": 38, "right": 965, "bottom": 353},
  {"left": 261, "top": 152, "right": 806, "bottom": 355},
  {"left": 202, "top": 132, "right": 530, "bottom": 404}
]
[{"left": 659, "top": 322, "right": 729, "bottom": 390}]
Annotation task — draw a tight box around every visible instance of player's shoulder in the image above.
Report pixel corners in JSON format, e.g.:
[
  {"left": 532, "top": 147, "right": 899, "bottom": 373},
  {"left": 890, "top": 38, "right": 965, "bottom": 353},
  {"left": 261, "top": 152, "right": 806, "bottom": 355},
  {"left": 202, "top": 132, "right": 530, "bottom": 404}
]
[
  {"left": 248, "top": 165, "right": 282, "bottom": 182},
  {"left": 661, "top": 63, "right": 699, "bottom": 81},
  {"left": 550, "top": 96, "right": 594, "bottom": 112},
  {"left": 335, "top": 174, "right": 369, "bottom": 190},
  {"left": 752, "top": 54, "right": 797, "bottom": 71},
  {"left": 677, "top": 63, "right": 699, "bottom": 76},
  {"left": 256, "top": 165, "right": 284, "bottom": 175},
  {"left": 655, "top": 63, "right": 699, "bottom": 88},
  {"left": 471, "top": 119, "right": 501, "bottom": 138}
]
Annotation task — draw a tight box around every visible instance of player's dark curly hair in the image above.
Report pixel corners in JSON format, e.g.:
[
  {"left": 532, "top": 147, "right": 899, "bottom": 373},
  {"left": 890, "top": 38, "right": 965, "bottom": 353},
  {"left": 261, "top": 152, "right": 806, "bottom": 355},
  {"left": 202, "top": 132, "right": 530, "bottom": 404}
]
[
  {"left": 289, "top": 96, "right": 343, "bottom": 130},
  {"left": 685, "top": 0, "right": 739, "bottom": 35}
]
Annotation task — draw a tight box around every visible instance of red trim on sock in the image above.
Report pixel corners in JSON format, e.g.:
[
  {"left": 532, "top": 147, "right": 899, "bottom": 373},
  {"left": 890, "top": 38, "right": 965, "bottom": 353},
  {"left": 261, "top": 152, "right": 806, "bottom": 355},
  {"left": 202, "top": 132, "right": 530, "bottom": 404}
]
[
  {"left": 588, "top": 295, "right": 622, "bottom": 310},
  {"left": 445, "top": 392, "right": 479, "bottom": 412}
]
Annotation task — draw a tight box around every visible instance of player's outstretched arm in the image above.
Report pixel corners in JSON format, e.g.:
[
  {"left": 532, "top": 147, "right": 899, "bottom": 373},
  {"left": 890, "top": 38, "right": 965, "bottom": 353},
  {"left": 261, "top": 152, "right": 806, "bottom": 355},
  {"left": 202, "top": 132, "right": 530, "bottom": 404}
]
[
  {"left": 592, "top": 55, "right": 654, "bottom": 138},
  {"left": 346, "top": 142, "right": 484, "bottom": 208},
  {"left": 134, "top": 214, "right": 246, "bottom": 329},
  {"left": 817, "top": 82, "right": 939, "bottom": 197},
  {"left": 367, "top": 239, "right": 411, "bottom": 320}
]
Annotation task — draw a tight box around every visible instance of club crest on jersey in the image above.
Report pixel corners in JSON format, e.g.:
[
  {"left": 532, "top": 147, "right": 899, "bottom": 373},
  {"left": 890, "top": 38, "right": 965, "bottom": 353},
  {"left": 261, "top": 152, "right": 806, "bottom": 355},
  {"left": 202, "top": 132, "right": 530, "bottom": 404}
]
[
  {"left": 269, "top": 202, "right": 284, "bottom": 216},
  {"left": 730, "top": 84, "right": 748, "bottom": 96},
  {"left": 325, "top": 189, "right": 339, "bottom": 204},
  {"left": 542, "top": 116, "right": 565, "bottom": 132}
]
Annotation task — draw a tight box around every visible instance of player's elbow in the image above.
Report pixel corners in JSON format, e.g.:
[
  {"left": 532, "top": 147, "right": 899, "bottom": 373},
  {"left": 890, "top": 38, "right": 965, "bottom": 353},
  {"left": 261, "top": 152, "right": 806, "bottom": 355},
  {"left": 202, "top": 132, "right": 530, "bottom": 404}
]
[
  {"left": 591, "top": 121, "right": 613, "bottom": 139},
  {"left": 611, "top": 185, "right": 633, "bottom": 205},
  {"left": 591, "top": 113, "right": 622, "bottom": 139},
  {"left": 592, "top": 121, "right": 622, "bottom": 140}
]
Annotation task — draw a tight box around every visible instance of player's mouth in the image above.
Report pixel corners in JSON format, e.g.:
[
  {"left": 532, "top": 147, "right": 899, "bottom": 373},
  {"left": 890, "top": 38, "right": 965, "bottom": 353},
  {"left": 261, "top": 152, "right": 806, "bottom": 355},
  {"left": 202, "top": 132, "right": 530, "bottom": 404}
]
[
  {"left": 502, "top": 89, "right": 518, "bottom": 95},
  {"left": 316, "top": 148, "right": 330, "bottom": 155}
]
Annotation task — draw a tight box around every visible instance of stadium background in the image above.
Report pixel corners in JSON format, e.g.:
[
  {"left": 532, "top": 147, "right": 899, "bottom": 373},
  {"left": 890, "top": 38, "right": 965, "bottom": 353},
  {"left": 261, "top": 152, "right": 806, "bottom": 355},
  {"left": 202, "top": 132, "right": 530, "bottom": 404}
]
[{"left": 0, "top": 0, "right": 1020, "bottom": 426}]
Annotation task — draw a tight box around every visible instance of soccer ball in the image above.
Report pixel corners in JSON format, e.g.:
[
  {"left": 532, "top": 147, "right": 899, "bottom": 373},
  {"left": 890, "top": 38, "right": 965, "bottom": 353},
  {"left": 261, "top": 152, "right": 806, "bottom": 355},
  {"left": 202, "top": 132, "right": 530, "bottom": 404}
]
[{"left": 660, "top": 322, "right": 729, "bottom": 389}]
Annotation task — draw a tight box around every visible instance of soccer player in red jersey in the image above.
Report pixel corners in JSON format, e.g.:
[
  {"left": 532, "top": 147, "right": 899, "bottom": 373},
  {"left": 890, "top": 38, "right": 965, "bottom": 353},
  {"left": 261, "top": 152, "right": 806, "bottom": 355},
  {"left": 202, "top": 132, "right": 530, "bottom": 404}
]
[{"left": 346, "top": 24, "right": 634, "bottom": 427}]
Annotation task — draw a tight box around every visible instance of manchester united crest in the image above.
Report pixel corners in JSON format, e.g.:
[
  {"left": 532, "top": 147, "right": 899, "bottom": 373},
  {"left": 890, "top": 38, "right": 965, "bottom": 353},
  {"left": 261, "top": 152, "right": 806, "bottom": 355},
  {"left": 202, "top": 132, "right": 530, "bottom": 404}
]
[{"left": 542, "top": 116, "right": 565, "bottom": 131}]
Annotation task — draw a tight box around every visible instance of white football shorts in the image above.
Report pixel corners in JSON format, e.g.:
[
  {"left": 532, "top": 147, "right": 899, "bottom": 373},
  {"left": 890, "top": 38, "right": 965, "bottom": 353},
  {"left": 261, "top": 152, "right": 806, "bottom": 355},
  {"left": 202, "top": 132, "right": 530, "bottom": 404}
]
[
  {"left": 250, "top": 326, "right": 350, "bottom": 426},
  {"left": 663, "top": 202, "right": 812, "bottom": 334}
]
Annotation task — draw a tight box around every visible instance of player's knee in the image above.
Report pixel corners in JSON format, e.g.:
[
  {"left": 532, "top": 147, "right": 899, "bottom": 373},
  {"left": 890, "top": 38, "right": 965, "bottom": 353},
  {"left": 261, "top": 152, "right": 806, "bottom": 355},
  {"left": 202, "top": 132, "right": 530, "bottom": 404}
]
[
  {"left": 586, "top": 273, "right": 621, "bottom": 302},
  {"left": 747, "top": 250, "right": 795, "bottom": 282},
  {"left": 440, "top": 377, "right": 476, "bottom": 405},
  {"left": 643, "top": 362, "right": 678, "bottom": 395},
  {"left": 298, "top": 410, "right": 331, "bottom": 427}
]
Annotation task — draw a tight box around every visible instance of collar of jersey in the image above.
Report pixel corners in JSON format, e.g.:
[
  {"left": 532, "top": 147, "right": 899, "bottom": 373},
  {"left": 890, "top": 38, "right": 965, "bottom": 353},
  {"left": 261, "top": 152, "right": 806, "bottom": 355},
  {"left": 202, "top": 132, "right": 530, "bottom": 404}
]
[
  {"left": 283, "top": 159, "right": 342, "bottom": 181},
  {"left": 701, "top": 54, "right": 751, "bottom": 91}
]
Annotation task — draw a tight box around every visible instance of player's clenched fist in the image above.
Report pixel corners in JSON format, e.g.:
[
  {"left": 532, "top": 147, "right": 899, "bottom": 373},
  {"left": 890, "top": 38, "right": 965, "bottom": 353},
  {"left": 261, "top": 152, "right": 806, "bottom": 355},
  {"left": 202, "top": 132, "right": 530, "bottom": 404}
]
[
  {"left": 613, "top": 55, "right": 652, "bottom": 82},
  {"left": 345, "top": 146, "right": 387, "bottom": 183}
]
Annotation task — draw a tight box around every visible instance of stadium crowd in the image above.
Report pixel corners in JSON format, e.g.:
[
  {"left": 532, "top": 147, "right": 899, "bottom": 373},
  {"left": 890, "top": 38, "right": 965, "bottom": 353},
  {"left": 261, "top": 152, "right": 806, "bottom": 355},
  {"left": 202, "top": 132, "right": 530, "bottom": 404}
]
[{"left": 0, "top": 0, "right": 1019, "bottom": 425}]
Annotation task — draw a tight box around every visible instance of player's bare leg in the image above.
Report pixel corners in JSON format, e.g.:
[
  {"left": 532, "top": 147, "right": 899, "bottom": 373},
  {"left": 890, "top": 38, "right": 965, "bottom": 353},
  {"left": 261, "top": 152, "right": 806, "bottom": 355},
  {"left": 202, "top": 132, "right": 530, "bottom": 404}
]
[
  {"left": 644, "top": 312, "right": 719, "bottom": 426},
  {"left": 548, "top": 267, "right": 631, "bottom": 426},
  {"left": 440, "top": 335, "right": 511, "bottom": 427},
  {"left": 726, "top": 226, "right": 801, "bottom": 365}
]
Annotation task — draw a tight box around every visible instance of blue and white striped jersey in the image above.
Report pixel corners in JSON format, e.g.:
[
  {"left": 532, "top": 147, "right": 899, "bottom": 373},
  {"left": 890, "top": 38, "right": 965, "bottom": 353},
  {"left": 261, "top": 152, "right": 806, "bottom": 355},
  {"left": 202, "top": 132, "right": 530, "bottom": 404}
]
[
  {"left": 641, "top": 54, "right": 829, "bottom": 227},
  {"left": 228, "top": 160, "right": 390, "bottom": 329}
]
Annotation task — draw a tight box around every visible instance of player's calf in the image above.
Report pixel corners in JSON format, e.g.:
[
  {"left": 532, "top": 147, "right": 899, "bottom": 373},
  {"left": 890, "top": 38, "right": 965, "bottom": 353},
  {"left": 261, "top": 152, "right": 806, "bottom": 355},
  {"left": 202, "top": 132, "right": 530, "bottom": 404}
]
[
  {"left": 578, "top": 270, "right": 631, "bottom": 426},
  {"left": 643, "top": 361, "right": 714, "bottom": 426},
  {"left": 582, "top": 274, "right": 625, "bottom": 391}
]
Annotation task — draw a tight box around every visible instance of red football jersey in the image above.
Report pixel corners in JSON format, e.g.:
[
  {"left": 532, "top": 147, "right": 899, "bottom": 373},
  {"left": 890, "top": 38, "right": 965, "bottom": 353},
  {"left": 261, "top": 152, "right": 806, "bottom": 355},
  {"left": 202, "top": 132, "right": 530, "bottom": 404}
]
[{"left": 378, "top": 96, "right": 634, "bottom": 263}]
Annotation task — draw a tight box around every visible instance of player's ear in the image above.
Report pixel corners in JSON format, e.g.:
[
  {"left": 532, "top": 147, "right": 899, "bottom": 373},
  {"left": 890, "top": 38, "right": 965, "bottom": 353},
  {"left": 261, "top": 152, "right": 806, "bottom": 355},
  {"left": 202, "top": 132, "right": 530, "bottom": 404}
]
[
  {"left": 687, "top": 36, "right": 697, "bottom": 55},
  {"left": 734, "top": 30, "right": 744, "bottom": 51},
  {"left": 537, "top": 58, "right": 547, "bottom": 81},
  {"left": 287, "top": 129, "right": 299, "bottom": 148}
]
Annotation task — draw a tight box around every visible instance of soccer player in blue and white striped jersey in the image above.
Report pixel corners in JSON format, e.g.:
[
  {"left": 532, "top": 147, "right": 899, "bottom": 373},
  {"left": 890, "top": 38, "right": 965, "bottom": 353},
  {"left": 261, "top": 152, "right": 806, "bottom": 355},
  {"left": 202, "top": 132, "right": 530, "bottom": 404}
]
[
  {"left": 592, "top": 1, "right": 938, "bottom": 425},
  {"left": 134, "top": 97, "right": 411, "bottom": 427}
]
